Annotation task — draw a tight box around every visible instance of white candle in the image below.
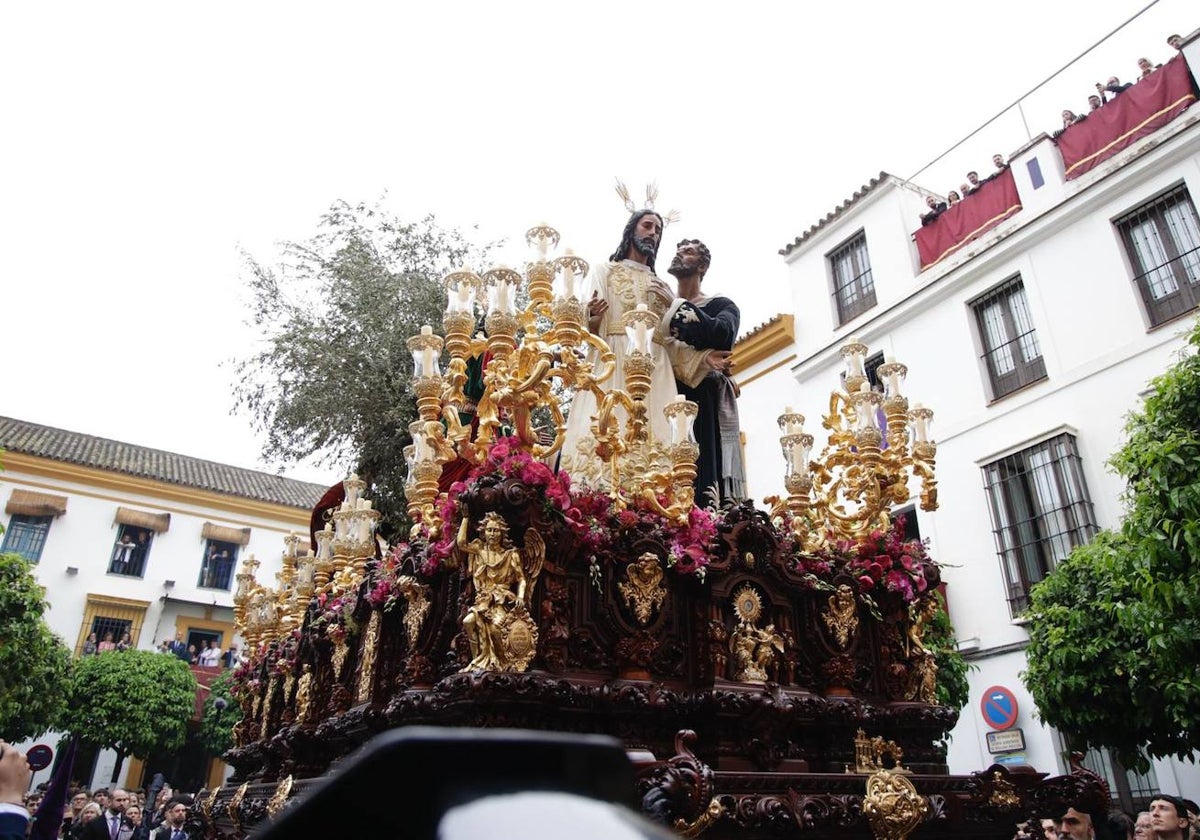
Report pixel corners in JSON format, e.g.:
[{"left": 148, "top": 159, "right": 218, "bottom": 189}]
[
  {"left": 562, "top": 249, "right": 577, "bottom": 299},
  {"left": 453, "top": 281, "right": 472, "bottom": 312},
  {"left": 885, "top": 367, "right": 902, "bottom": 398},
  {"left": 671, "top": 396, "right": 688, "bottom": 443},
  {"left": 536, "top": 224, "right": 550, "bottom": 258},
  {"left": 497, "top": 281, "right": 512, "bottom": 313},
  {"left": 634, "top": 304, "right": 649, "bottom": 352}
]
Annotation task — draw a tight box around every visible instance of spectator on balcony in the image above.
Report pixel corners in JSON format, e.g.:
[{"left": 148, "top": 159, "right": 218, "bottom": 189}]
[
  {"left": 964, "top": 171, "right": 983, "bottom": 194},
  {"left": 1062, "top": 109, "right": 1083, "bottom": 129},
  {"left": 920, "top": 195, "right": 947, "bottom": 226},
  {"left": 115, "top": 632, "right": 132, "bottom": 652},
  {"left": 1088, "top": 94, "right": 1104, "bottom": 111},
  {"left": 82, "top": 633, "right": 98, "bottom": 657},
  {"left": 992, "top": 153, "right": 1008, "bottom": 171},
  {"left": 1104, "top": 76, "right": 1132, "bottom": 96},
  {"left": 112, "top": 534, "right": 136, "bottom": 574},
  {"left": 1137, "top": 57, "right": 1160, "bottom": 79},
  {"left": 222, "top": 645, "right": 240, "bottom": 669},
  {"left": 946, "top": 190, "right": 961, "bottom": 207},
  {"left": 198, "top": 640, "right": 222, "bottom": 668},
  {"left": 97, "top": 633, "right": 116, "bottom": 654},
  {"left": 1167, "top": 34, "right": 1183, "bottom": 51}
]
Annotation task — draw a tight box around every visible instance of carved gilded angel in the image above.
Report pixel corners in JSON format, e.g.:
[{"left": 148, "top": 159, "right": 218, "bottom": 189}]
[{"left": 457, "top": 512, "right": 545, "bottom": 671}]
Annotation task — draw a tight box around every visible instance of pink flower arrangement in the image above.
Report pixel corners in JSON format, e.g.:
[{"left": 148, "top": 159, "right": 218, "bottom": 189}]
[
  {"left": 403, "top": 437, "right": 716, "bottom": 580},
  {"left": 790, "top": 516, "right": 932, "bottom": 604}
]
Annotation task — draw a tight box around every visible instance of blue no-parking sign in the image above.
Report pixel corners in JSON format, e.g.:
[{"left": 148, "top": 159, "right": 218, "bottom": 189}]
[{"left": 980, "top": 685, "right": 1019, "bottom": 731}]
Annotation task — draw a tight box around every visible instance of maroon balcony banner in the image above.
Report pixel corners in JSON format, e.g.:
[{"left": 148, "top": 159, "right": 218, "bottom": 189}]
[
  {"left": 1056, "top": 56, "right": 1197, "bottom": 180},
  {"left": 915, "top": 169, "right": 1022, "bottom": 269}
]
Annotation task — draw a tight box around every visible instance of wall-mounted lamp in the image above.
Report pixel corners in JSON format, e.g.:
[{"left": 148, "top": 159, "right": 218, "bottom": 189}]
[
  {"left": 65, "top": 566, "right": 79, "bottom": 576},
  {"left": 163, "top": 580, "right": 176, "bottom": 589}
]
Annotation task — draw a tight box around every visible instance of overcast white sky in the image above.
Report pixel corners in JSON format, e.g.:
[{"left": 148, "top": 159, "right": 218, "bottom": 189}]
[{"left": 1, "top": 1, "right": 1193, "bottom": 485}]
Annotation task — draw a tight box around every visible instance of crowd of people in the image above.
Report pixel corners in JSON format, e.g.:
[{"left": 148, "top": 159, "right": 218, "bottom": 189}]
[
  {"left": 920, "top": 153, "right": 1010, "bottom": 226},
  {"left": 1014, "top": 793, "right": 1198, "bottom": 840},
  {"left": 921, "top": 32, "right": 1187, "bottom": 228},
  {"left": 155, "top": 633, "right": 240, "bottom": 669},
  {"left": 0, "top": 740, "right": 194, "bottom": 840},
  {"left": 1059, "top": 34, "right": 1184, "bottom": 130},
  {"left": 79, "top": 631, "right": 240, "bottom": 669},
  {"left": 24, "top": 783, "right": 192, "bottom": 840}
]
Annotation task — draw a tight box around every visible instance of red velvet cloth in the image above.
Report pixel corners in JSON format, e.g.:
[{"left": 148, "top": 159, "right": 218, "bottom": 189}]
[
  {"left": 1055, "top": 56, "right": 1197, "bottom": 180},
  {"left": 914, "top": 168, "right": 1022, "bottom": 269}
]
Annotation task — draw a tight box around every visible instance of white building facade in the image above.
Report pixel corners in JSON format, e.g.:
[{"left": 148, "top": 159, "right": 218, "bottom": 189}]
[
  {"left": 0, "top": 416, "right": 325, "bottom": 792},
  {"left": 735, "top": 34, "right": 1200, "bottom": 810}
]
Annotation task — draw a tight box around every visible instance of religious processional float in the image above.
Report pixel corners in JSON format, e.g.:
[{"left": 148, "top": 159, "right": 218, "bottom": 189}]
[{"left": 190, "top": 221, "right": 1108, "bottom": 840}]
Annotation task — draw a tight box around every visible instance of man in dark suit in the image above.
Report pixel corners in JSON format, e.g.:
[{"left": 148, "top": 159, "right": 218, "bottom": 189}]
[
  {"left": 78, "top": 788, "right": 130, "bottom": 840},
  {"left": 0, "top": 741, "right": 32, "bottom": 840},
  {"left": 149, "top": 798, "right": 188, "bottom": 840},
  {"left": 167, "top": 632, "right": 189, "bottom": 662}
]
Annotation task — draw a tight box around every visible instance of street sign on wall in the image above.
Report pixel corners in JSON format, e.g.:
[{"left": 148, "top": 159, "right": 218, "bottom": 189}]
[{"left": 980, "top": 685, "right": 1019, "bottom": 731}]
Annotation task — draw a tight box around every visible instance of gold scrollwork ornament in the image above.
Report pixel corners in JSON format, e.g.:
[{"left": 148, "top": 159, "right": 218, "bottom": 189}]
[
  {"left": 267, "top": 775, "right": 294, "bottom": 819},
  {"left": 618, "top": 552, "right": 667, "bottom": 626},
  {"left": 863, "top": 769, "right": 928, "bottom": 840},
  {"left": 987, "top": 771, "right": 1021, "bottom": 809},
  {"left": 357, "top": 610, "right": 381, "bottom": 702},
  {"left": 227, "top": 782, "right": 249, "bottom": 834},
  {"left": 822, "top": 583, "right": 859, "bottom": 650}
]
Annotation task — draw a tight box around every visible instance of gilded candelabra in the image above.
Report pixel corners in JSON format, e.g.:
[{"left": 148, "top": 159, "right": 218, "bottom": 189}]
[
  {"left": 403, "top": 223, "right": 700, "bottom": 533},
  {"left": 770, "top": 337, "right": 938, "bottom": 553},
  {"left": 233, "top": 475, "right": 383, "bottom": 653}
]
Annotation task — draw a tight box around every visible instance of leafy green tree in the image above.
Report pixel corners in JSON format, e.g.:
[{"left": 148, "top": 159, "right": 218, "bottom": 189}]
[
  {"left": 234, "top": 199, "right": 490, "bottom": 534},
  {"left": 1024, "top": 320, "right": 1200, "bottom": 769},
  {"left": 198, "top": 670, "right": 241, "bottom": 757},
  {"left": 62, "top": 650, "right": 197, "bottom": 781},
  {"left": 0, "top": 553, "right": 72, "bottom": 741}
]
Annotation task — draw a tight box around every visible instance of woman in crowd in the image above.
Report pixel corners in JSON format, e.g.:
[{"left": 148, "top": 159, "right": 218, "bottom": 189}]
[
  {"left": 116, "top": 632, "right": 133, "bottom": 652},
  {"left": 82, "top": 633, "right": 98, "bottom": 656},
  {"left": 947, "top": 190, "right": 961, "bottom": 207},
  {"left": 97, "top": 632, "right": 116, "bottom": 653}
]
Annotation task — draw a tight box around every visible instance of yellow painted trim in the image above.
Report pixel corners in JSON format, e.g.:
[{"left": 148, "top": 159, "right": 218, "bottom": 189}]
[
  {"left": 736, "top": 354, "right": 798, "bottom": 389},
  {"left": 732, "top": 314, "right": 794, "bottom": 372},
  {"left": 76, "top": 594, "right": 151, "bottom": 655},
  {"left": 124, "top": 757, "right": 145, "bottom": 790},
  {"left": 174, "top": 614, "right": 236, "bottom": 647},
  {"left": 206, "top": 758, "right": 227, "bottom": 790},
  {"left": 1, "top": 452, "right": 313, "bottom": 527}
]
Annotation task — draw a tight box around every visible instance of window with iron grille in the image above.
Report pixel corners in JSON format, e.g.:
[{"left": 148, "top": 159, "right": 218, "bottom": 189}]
[
  {"left": 829, "top": 231, "right": 876, "bottom": 325},
  {"left": 971, "top": 276, "right": 1046, "bottom": 399},
  {"left": 1116, "top": 184, "right": 1200, "bottom": 327},
  {"left": 89, "top": 616, "right": 132, "bottom": 651},
  {"left": 982, "top": 433, "right": 1097, "bottom": 615},
  {"left": 1082, "top": 747, "right": 1160, "bottom": 814},
  {"left": 108, "top": 524, "right": 153, "bottom": 578},
  {"left": 198, "top": 539, "right": 239, "bottom": 590},
  {"left": 1, "top": 514, "right": 52, "bottom": 562}
]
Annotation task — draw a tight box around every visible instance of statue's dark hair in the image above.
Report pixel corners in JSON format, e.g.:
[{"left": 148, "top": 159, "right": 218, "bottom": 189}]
[
  {"left": 675, "top": 238, "right": 712, "bottom": 276},
  {"left": 609, "top": 210, "right": 664, "bottom": 271}
]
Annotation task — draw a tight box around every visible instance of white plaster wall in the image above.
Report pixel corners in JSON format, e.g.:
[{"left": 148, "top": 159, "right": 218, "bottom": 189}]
[
  {"left": 744, "top": 113, "right": 1200, "bottom": 779},
  {"left": 2, "top": 464, "right": 311, "bottom": 790}
]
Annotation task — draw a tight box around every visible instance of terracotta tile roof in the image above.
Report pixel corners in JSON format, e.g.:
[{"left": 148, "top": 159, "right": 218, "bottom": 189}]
[
  {"left": 778, "top": 171, "right": 896, "bottom": 257},
  {"left": 0, "top": 416, "right": 327, "bottom": 510}
]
